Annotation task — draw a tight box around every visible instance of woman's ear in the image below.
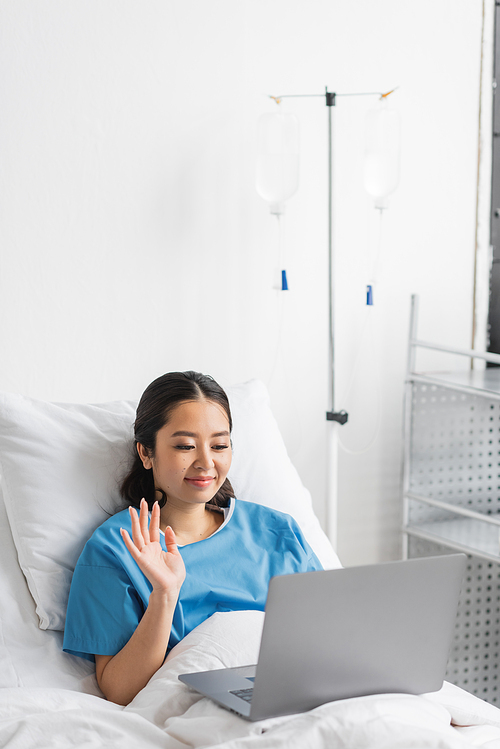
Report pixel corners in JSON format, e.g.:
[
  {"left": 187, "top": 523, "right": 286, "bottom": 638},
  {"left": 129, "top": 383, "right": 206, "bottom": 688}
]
[{"left": 137, "top": 442, "right": 153, "bottom": 470}]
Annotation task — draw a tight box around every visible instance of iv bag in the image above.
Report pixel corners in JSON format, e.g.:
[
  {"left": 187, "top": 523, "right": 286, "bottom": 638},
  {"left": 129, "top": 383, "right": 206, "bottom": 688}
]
[
  {"left": 256, "top": 112, "right": 299, "bottom": 215},
  {"left": 363, "top": 102, "right": 400, "bottom": 210}
]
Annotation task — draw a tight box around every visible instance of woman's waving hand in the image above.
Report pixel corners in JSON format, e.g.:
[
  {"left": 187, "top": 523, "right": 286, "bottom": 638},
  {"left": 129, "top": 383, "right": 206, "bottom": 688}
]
[{"left": 120, "top": 499, "right": 186, "bottom": 596}]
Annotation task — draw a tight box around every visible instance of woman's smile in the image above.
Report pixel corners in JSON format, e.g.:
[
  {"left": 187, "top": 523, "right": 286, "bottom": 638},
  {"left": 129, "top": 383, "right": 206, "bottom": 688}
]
[{"left": 184, "top": 476, "right": 215, "bottom": 488}]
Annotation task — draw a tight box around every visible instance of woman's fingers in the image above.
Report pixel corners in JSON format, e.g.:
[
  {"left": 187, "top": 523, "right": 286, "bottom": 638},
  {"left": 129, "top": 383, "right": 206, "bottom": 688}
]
[
  {"left": 124, "top": 503, "right": 180, "bottom": 557},
  {"left": 163, "top": 525, "right": 180, "bottom": 555},
  {"left": 120, "top": 527, "right": 141, "bottom": 561},
  {"left": 122, "top": 513, "right": 185, "bottom": 593},
  {"left": 139, "top": 498, "right": 150, "bottom": 542},
  {"left": 127, "top": 500, "right": 160, "bottom": 548},
  {"left": 129, "top": 506, "right": 145, "bottom": 549},
  {"left": 149, "top": 501, "right": 160, "bottom": 544}
]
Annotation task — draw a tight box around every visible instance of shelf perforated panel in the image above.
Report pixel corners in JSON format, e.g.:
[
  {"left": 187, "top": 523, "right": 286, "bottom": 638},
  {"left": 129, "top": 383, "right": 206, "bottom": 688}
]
[
  {"left": 408, "top": 536, "right": 500, "bottom": 704},
  {"left": 406, "top": 380, "right": 500, "bottom": 704},
  {"left": 409, "top": 382, "right": 500, "bottom": 523}
]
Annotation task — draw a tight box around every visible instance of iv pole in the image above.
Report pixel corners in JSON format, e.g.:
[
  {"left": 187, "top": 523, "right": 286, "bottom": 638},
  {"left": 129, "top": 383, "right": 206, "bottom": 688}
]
[{"left": 269, "top": 86, "right": 394, "bottom": 547}]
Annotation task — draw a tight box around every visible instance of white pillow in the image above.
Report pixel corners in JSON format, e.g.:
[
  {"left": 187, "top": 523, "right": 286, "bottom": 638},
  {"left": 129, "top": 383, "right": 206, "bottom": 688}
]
[
  {"left": 226, "top": 380, "right": 340, "bottom": 570},
  {"left": 0, "top": 380, "right": 340, "bottom": 632}
]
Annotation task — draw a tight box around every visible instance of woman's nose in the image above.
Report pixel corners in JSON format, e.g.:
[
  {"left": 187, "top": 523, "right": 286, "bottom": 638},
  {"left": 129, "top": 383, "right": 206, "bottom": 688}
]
[{"left": 194, "top": 446, "right": 214, "bottom": 470}]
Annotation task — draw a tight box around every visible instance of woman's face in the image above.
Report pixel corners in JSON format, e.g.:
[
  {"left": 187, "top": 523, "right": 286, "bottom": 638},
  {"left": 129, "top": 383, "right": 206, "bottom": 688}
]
[{"left": 137, "top": 398, "right": 232, "bottom": 508}]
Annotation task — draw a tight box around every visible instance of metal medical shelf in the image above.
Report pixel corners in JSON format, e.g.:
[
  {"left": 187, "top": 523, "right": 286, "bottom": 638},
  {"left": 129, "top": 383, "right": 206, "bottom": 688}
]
[{"left": 402, "top": 295, "right": 500, "bottom": 705}]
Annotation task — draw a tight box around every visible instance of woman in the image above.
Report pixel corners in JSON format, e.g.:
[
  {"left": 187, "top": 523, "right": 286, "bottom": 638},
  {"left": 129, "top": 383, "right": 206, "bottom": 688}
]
[{"left": 63, "top": 371, "right": 322, "bottom": 705}]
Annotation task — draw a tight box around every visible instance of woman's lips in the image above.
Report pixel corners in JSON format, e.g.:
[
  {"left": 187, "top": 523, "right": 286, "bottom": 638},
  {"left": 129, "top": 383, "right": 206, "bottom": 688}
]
[{"left": 184, "top": 477, "right": 215, "bottom": 488}]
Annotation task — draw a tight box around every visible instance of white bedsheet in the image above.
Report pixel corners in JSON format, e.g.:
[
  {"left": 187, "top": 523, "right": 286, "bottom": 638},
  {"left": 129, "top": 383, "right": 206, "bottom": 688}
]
[{"left": 2, "top": 610, "right": 500, "bottom": 749}]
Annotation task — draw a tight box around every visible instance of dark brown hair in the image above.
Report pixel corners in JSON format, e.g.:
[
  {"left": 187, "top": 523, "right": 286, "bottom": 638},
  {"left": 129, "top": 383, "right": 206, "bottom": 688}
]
[{"left": 120, "top": 371, "right": 234, "bottom": 511}]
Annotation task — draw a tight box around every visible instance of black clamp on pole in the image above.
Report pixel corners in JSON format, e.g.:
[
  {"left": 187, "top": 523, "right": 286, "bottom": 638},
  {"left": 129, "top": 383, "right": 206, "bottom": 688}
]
[
  {"left": 325, "top": 88, "right": 336, "bottom": 107},
  {"left": 326, "top": 410, "right": 348, "bottom": 425}
]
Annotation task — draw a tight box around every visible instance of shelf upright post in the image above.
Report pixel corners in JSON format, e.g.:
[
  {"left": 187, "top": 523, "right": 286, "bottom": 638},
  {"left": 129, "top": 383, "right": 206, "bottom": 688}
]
[
  {"left": 402, "top": 294, "right": 420, "bottom": 559},
  {"left": 407, "top": 294, "right": 419, "bottom": 375}
]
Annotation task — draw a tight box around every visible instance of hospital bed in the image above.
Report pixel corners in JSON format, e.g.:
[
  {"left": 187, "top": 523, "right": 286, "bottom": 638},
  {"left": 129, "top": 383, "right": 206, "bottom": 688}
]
[{"left": 0, "top": 379, "right": 499, "bottom": 749}]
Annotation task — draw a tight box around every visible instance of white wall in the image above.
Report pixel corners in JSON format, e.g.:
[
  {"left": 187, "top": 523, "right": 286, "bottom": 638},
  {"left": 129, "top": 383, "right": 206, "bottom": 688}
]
[{"left": 0, "top": 0, "right": 486, "bottom": 566}]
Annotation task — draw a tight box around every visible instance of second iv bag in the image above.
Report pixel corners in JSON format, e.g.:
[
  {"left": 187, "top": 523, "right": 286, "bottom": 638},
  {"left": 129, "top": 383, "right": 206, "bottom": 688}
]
[
  {"left": 363, "top": 101, "right": 400, "bottom": 210},
  {"left": 256, "top": 112, "right": 299, "bottom": 215}
]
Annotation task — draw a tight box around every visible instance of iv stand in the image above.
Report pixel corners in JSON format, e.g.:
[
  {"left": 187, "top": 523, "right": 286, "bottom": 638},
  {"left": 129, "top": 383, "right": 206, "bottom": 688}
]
[
  {"left": 324, "top": 90, "right": 348, "bottom": 426},
  {"left": 270, "top": 86, "right": 392, "bottom": 547},
  {"left": 272, "top": 86, "right": 389, "bottom": 422}
]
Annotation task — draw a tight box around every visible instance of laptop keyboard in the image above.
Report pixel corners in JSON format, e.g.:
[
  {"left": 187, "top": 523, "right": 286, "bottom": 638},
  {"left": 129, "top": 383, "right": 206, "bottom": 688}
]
[{"left": 229, "top": 687, "right": 253, "bottom": 703}]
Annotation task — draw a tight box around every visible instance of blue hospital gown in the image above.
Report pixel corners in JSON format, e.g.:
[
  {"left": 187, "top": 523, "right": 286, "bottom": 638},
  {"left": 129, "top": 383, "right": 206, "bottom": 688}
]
[{"left": 62, "top": 498, "right": 322, "bottom": 662}]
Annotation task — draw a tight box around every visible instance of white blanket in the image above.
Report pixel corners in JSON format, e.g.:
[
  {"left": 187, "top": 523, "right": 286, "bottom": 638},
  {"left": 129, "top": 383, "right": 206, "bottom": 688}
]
[{"left": 1, "top": 611, "right": 500, "bottom": 749}]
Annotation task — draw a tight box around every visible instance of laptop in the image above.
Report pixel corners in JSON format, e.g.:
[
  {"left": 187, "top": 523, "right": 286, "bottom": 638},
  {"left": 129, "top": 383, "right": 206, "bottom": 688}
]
[{"left": 179, "top": 554, "right": 466, "bottom": 721}]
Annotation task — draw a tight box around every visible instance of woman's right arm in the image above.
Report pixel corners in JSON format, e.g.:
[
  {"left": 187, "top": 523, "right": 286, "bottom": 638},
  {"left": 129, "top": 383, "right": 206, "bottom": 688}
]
[{"left": 95, "top": 500, "right": 185, "bottom": 705}]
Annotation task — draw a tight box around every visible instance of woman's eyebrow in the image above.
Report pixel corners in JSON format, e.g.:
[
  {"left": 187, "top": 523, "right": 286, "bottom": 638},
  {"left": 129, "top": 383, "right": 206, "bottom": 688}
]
[{"left": 171, "top": 430, "right": 230, "bottom": 438}]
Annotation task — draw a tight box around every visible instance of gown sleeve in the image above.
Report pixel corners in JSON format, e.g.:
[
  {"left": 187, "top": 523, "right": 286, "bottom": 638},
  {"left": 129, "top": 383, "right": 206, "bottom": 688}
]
[
  {"left": 62, "top": 523, "right": 147, "bottom": 663},
  {"left": 286, "top": 515, "right": 324, "bottom": 572}
]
